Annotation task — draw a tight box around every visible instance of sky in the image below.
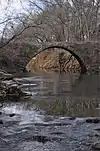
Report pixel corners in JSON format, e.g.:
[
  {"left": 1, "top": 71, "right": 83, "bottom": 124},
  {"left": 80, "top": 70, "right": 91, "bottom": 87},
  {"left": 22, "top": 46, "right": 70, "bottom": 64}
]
[
  {"left": 0, "top": 0, "right": 29, "bottom": 30},
  {"left": 0, "top": 0, "right": 28, "bottom": 19}
]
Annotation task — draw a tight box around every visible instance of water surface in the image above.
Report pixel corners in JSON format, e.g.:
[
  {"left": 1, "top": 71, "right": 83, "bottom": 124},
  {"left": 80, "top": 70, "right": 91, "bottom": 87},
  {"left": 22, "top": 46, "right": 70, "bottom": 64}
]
[
  {"left": 15, "top": 72, "right": 100, "bottom": 117},
  {"left": 0, "top": 73, "right": 100, "bottom": 151}
]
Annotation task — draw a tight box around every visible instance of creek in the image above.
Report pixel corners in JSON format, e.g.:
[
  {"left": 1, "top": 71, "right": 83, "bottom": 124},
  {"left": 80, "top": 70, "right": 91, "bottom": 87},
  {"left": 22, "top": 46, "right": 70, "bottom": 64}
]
[{"left": 0, "top": 72, "right": 100, "bottom": 151}]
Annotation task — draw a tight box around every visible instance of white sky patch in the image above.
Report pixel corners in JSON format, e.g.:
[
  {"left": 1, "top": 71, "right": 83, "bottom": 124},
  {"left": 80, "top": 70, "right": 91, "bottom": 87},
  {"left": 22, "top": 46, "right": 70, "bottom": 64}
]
[
  {"left": 0, "top": 0, "right": 28, "bottom": 19},
  {"left": 0, "top": 0, "right": 29, "bottom": 30}
]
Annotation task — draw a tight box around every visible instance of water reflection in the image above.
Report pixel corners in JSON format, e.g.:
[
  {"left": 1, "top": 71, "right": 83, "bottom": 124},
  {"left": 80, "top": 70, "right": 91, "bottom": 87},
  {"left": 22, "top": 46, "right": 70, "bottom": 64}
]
[
  {"left": 3, "top": 73, "right": 100, "bottom": 117},
  {"left": 72, "top": 75, "right": 100, "bottom": 98},
  {"left": 2, "top": 103, "right": 45, "bottom": 125},
  {"left": 31, "top": 98, "right": 99, "bottom": 117}
]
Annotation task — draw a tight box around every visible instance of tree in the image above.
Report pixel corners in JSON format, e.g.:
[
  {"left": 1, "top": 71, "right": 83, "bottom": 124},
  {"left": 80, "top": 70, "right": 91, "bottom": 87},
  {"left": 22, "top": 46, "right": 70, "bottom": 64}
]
[
  {"left": 0, "top": 0, "right": 36, "bottom": 48},
  {"left": 15, "top": 0, "right": 100, "bottom": 43},
  {"left": 0, "top": 0, "right": 100, "bottom": 46}
]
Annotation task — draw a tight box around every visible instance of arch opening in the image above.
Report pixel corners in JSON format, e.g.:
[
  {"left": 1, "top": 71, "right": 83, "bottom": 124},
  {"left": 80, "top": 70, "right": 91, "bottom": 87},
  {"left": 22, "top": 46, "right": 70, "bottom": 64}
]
[{"left": 26, "top": 45, "right": 87, "bottom": 74}]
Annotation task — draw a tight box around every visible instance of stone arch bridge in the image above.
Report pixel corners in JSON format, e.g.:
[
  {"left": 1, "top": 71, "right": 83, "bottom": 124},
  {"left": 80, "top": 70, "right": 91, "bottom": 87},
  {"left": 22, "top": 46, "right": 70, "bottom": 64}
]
[{"left": 27, "top": 42, "right": 100, "bottom": 74}]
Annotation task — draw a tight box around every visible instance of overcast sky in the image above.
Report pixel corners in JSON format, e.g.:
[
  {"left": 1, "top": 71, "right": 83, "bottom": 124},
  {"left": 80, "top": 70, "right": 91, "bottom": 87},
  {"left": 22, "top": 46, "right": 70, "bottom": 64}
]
[
  {"left": 0, "top": 0, "right": 29, "bottom": 31},
  {"left": 0, "top": 0, "right": 28, "bottom": 19}
]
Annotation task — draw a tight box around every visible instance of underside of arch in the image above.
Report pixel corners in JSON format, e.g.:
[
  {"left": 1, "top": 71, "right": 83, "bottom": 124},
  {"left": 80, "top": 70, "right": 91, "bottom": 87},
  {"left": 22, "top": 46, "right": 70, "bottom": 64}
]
[{"left": 27, "top": 45, "right": 87, "bottom": 74}]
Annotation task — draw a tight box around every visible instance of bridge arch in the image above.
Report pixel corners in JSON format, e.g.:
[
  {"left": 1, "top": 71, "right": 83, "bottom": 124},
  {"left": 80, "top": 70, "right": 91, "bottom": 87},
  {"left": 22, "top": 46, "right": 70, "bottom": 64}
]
[{"left": 32, "top": 45, "right": 87, "bottom": 74}]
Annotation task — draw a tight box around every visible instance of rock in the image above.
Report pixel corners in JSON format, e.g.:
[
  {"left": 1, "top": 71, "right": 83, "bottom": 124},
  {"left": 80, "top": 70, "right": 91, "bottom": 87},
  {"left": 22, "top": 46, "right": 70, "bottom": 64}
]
[
  {"left": 0, "top": 103, "right": 3, "bottom": 108},
  {"left": 0, "top": 120, "right": 3, "bottom": 124},
  {"left": 86, "top": 118, "right": 100, "bottom": 123},
  {"left": 95, "top": 128, "right": 100, "bottom": 131},
  {"left": 92, "top": 141, "right": 100, "bottom": 150},
  {"left": 69, "top": 117, "right": 76, "bottom": 120},
  {"left": 2, "top": 79, "right": 21, "bottom": 87},
  {"left": 94, "top": 133, "right": 100, "bottom": 137},
  {"left": 0, "top": 85, "right": 24, "bottom": 98},
  {"left": 0, "top": 112, "right": 2, "bottom": 115},
  {"left": 50, "top": 132, "right": 64, "bottom": 135},
  {"left": 0, "top": 70, "right": 25, "bottom": 98},
  {"left": 32, "top": 135, "right": 63, "bottom": 143},
  {"left": 0, "top": 71, "right": 13, "bottom": 81},
  {"left": 32, "top": 135, "right": 50, "bottom": 144},
  {"left": 5, "top": 86, "right": 23, "bottom": 96},
  {"left": 9, "top": 113, "right": 16, "bottom": 117}
]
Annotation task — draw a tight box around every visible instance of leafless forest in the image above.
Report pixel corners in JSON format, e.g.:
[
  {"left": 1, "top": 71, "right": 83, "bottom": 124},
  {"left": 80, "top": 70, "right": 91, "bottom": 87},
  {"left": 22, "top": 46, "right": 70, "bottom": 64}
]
[{"left": 0, "top": 0, "right": 100, "bottom": 48}]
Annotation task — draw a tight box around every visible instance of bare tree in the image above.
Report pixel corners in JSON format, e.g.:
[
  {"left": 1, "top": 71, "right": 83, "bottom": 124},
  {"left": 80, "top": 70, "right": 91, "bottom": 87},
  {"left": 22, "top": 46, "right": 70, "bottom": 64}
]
[
  {"left": 0, "top": 0, "right": 36, "bottom": 48},
  {"left": 16, "top": 0, "right": 100, "bottom": 43},
  {"left": 0, "top": 0, "right": 100, "bottom": 46}
]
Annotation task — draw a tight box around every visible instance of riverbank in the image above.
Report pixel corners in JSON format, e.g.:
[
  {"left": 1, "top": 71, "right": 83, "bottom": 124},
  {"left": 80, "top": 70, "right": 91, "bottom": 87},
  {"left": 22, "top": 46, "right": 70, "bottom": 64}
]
[{"left": 0, "top": 70, "right": 26, "bottom": 99}]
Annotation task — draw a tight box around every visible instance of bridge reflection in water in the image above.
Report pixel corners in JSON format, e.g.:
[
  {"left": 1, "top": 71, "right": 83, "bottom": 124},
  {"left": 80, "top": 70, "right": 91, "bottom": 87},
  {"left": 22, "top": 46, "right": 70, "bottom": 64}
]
[
  {"left": 13, "top": 73, "right": 100, "bottom": 117},
  {"left": 26, "top": 46, "right": 87, "bottom": 74}
]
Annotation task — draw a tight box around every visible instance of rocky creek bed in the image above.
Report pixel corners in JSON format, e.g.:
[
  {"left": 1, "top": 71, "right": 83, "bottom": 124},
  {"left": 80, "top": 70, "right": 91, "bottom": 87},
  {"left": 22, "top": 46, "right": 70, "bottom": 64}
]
[
  {"left": 0, "top": 108, "right": 100, "bottom": 151},
  {"left": 0, "top": 73, "right": 100, "bottom": 151}
]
